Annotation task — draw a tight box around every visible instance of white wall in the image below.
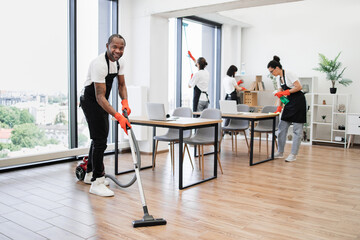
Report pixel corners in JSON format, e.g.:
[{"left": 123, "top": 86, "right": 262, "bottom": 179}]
[
  {"left": 119, "top": 0, "right": 246, "bottom": 152},
  {"left": 221, "top": 25, "right": 242, "bottom": 99},
  {"left": 240, "top": 0, "right": 360, "bottom": 113}
]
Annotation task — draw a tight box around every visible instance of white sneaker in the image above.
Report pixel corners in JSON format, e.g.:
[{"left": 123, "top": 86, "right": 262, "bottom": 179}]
[
  {"left": 273, "top": 152, "right": 284, "bottom": 159},
  {"left": 89, "top": 177, "right": 114, "bottom": 197},
  {"left": 84, "top": 172, "right": 109, "bottom": 186},
  {"left": 285, "top": 154, "right": 297, "bottom": 162}
]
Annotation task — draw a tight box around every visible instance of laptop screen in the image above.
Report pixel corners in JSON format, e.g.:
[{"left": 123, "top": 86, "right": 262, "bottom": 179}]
[
  {"left": 219, "top": 100, "right": 237, "bottom": 114},
  {"left": 147, "top": 103, "right": 166, "bottom": 120}
]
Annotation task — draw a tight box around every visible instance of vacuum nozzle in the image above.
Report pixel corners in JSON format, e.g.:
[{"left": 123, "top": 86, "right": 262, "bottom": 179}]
[{"left": 132, "top": 214, "right": 167, "bottom": 228}]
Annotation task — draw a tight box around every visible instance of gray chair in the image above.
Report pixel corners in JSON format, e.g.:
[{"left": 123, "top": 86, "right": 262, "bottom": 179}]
[
  {"left": 222, "top": 104, "right": 250, "bottom": 155},
  {"left": 153, "top": 107, "right": 193, "bottom": 174},
  {"left": 183, "top": 108, "right": 223, "bottom": 179},
  {"left": 254, "top": 105, "right": 279, "bottom": 156}
]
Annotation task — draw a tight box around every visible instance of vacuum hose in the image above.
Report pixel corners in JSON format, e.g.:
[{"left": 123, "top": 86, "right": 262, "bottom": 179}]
[{"left": 105, "top": 110, "right": 140, "bottom": 188}]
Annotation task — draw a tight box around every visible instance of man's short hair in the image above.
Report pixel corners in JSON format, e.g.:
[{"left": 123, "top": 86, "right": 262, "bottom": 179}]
[{"left": 107, "top": 34, "right": 126, "bottom": 46}]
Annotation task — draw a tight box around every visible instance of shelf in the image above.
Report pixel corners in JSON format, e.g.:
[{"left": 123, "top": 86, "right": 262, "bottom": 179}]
[
  {"left": 332, "top": 129, "right": 346, "bottom": 133},
  {"left": 313, "top": 104, "right": 332, "bottom": 107},
  {"left": 333, "top": 112, "right": 347, "bottom": 115},
  {"left": 312, "top": 139, "right": 332, "bottom": 143},
  {"left": 313, "top": 139, "right": 345, "bottom": 144},
  {"left": 313, "top": 122, "right": 331, "bottom": 125}
]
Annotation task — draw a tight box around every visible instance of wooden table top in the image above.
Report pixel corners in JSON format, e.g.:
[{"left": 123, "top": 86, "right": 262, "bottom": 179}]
[{"left": 129, "top": 116, "right": 222, "bottom": 127}]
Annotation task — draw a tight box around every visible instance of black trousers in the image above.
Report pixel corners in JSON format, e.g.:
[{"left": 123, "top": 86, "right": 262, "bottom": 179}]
[{"left": 80, "top": 95, "right": 109, "bottom": 180}]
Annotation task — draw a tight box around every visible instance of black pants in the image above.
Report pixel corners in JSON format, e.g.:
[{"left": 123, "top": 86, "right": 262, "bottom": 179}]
[{"left": 80, "top": 95, "right": 109, "bottom": 180}]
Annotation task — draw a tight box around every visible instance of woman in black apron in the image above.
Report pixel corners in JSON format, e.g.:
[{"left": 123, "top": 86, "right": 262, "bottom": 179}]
[
  {"left": 267, "top": 55, "right": 306, "bottom": 162},
  {"left": 223, "top": 65, "right": 246, "bottom": 126},
  {"left": 189, "top": 57, "right": 210, "bottom": 112}
]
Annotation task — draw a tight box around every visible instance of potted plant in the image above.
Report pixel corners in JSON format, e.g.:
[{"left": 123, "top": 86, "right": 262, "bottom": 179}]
[{"left": 313, "top": 52, "right": 352, "bottom": 94}]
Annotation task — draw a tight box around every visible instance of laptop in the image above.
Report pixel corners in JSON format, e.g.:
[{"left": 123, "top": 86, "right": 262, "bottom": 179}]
[
  {"left": 146, "top": 103, "right": 178, "bottom": 121},
  {"left": 219, "top": 100, "right": 243, "bottom": 114}
]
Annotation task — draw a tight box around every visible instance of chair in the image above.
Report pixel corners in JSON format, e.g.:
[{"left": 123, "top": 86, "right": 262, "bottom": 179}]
[
  {"left": 153, "top": 107, "right": 193, "bottom": 174},
  {"left": 183, "top": 108, "right": 223, "bottom": 179},
  {"left": 222, "top": 104, "right": 250, "bottom": 155},
  {"left": 253, "top": 106, "right": 279, "bottom": 156}
]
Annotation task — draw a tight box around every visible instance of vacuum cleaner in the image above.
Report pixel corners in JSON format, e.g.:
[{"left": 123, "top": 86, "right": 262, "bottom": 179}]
[{"left": 76, "top": 110, "right": 166, "bottom": 228}]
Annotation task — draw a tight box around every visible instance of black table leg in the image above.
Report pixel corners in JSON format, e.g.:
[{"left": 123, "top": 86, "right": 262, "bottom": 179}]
[
  {"left": 249, "top": 119, "right": 255, "bottom": 166},
  {"left": 179, "top": 129, "right": 183, "bottom": 189}
]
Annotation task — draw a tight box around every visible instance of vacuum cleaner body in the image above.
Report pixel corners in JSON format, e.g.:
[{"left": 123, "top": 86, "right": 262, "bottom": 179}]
[{"left": 75, "top": 157, "right": 88, "bottom": 181}]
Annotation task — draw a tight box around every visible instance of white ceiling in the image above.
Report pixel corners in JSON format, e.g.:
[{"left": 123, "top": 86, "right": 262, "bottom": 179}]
[{"left": 218, "top": 0, "right": 360, "bottom": 27}]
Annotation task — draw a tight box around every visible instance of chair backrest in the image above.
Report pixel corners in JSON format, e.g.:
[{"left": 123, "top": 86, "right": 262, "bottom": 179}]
[
  {"left": 168, "top": 107, "right": 193, "bottom": 138},
  {"left": 194, "top": 108, "right": 222, "bottom": 141},
  {"left": 256, "top": 105, "right": 279, "bottom": 130},
  {"left": 227, "top": 104, "right": 250, "bottom": 129},
  {"left": 173, "top": 107, "right": 192, "bottom": 118}
]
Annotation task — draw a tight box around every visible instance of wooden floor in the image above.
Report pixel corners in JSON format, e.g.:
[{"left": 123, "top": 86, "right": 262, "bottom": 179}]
[{"left": 0, "top": 139, "right": 360, "bottom": 240}]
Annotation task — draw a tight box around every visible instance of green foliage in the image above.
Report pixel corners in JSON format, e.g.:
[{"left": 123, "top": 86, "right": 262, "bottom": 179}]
[
  {"left": 10, "top": 123, "right": 48, "bottom": 148},
  {"left": 48, "top": 93, "right": 67, "bottom": 104},
  {"left": 313, "top": 52, "right": 352, "bottom": 88},
  {"left": 0, "top": 142, "right": 21, "bottom": 152},
  {"left": 0, "top": 105, "right": 34, "bottom": 128},
  {"left": 54, "top": 112, "right": 67, "bottom": 125},
  {"left": 268, "top": 74, "right": 278, "bottom": 90}
]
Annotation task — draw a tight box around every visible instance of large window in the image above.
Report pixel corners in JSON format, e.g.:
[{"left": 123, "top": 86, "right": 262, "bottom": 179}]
[
  {"left": 77, "top": 0, "right": 118, "bottom": 148},
  {"left": 0, "top": 0, "right": 68, "bottom": 161},
  {"left": 0, "top": 0, "right": 118, "bottom": 168},
  {"left": 170, "top": 17, "right": 221, "bottom": 111}
]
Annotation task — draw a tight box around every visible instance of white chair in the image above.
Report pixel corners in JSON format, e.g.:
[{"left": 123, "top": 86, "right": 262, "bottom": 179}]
[
  {"left": 222, "top": 104, "right": 250, "bottom": 155},
  {"left": 183, "top": 109, "right": 223, "bottom": 179},
  {"left": 254, "top": 106, "right": 279, "bottom": 156},
  {"left": 153, "top": 107, "right": 193, "bottom": 174}
]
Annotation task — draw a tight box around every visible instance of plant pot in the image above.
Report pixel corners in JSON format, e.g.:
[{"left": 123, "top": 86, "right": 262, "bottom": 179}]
[{"left": 330, "top": 87, "right": 337, "bottom": 94}]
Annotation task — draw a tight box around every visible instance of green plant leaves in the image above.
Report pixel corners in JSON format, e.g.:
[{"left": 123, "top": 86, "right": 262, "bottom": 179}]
[{"left": 313, "top": 52, "right": 352, "bottom": 88}]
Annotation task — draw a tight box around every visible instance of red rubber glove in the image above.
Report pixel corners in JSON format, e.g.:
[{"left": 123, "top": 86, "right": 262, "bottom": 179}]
[
  {"left": 188, "top": 51, "right": 196, "bottom": 63},
  {"left": 274, "top": 89, "right": 290, "bottom": 98},
  {"left": 114, "top": 112, "right": 131, "bottom": 135},
  {"left": 237, "top": 79, "right": 244, "bottom": 85},
  {"left": 274, "top": 106, "right": 282, "bottom": 114},
  {"left": 121, "top": 99, "right": 131, "bottom": 116},
  {"left": 240, "top": 87, "right": 247, "bottom": 91}
]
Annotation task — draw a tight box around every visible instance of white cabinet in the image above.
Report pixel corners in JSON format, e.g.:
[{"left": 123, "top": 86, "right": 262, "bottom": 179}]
[
  {"left": 347, "top": 113, "right": 360, "bottom": 148},
  {"left": 310, "top": 93, "right": 350, "bottom": 147}
]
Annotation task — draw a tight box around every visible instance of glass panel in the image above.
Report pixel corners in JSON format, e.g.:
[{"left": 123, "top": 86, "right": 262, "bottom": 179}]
[
  {"left": 77, "top": 0, "right": 115, "bottom": 148},
  {"left": 0, "top": 0, "right": 68, "bottom": 160},
  {"left": 180, "top": 19, "right": 217, "bottom": 111},
  {"left": 168, "top": 18, "right": 176, "bottom": 113},
  {"left": 77, "top": 0, "right": 99, "bottom": 148}
]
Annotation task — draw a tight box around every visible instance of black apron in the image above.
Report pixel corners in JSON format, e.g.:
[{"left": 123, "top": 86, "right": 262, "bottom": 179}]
[
  {"left": 280, "top": 70, "right": 306, "bottom": 123},
  {"left": 225, "top": 90, "right": 238, "bottom": 103},
  {"left": 193, "top": 85, "right": 209, "bottom": 112},
  {"left": 80, "top": 53, "right": 120, "bottom": 139}
]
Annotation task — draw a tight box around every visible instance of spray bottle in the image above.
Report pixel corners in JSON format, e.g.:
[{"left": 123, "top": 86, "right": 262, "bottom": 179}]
[{"left": 273, "top": 90, "right": 289, "bottom": 105}]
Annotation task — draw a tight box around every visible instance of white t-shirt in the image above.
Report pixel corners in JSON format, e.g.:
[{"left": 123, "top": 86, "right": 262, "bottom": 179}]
[
  {"left": 277, "top": 70, "right": 298, "bottom": 90},
  {"left": 223, "top": 75, "right": 237, "bottom": 94},
  {"left": 188, "top": 69, "right": 209, "bottom": 101},
  {"left": 83, "top": 52, "right": 125, "bottom": 87}
]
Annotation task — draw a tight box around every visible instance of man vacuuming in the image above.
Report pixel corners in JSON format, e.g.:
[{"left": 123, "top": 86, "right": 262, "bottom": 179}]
[{"left": 80, "top": 34, "right": 131, "bottom": 197}]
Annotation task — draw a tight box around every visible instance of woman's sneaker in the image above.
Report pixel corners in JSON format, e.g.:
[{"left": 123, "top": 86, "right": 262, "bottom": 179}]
[
  {"left": 89, "top": 177, "right": 114, "bottom": 197},
  {"left": 285, "top": 154, "right": 297, "bottom": 162},
  {"left": 273, "top": 152, "right": 284, "bottom": 159},
  {"left": 84, "top": 172, "right": 109, "bottom": 186}
]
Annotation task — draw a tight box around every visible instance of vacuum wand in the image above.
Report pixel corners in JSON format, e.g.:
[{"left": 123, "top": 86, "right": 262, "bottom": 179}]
[{"left": 122, "top": 110, "right": 167, "bottom": 228}]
